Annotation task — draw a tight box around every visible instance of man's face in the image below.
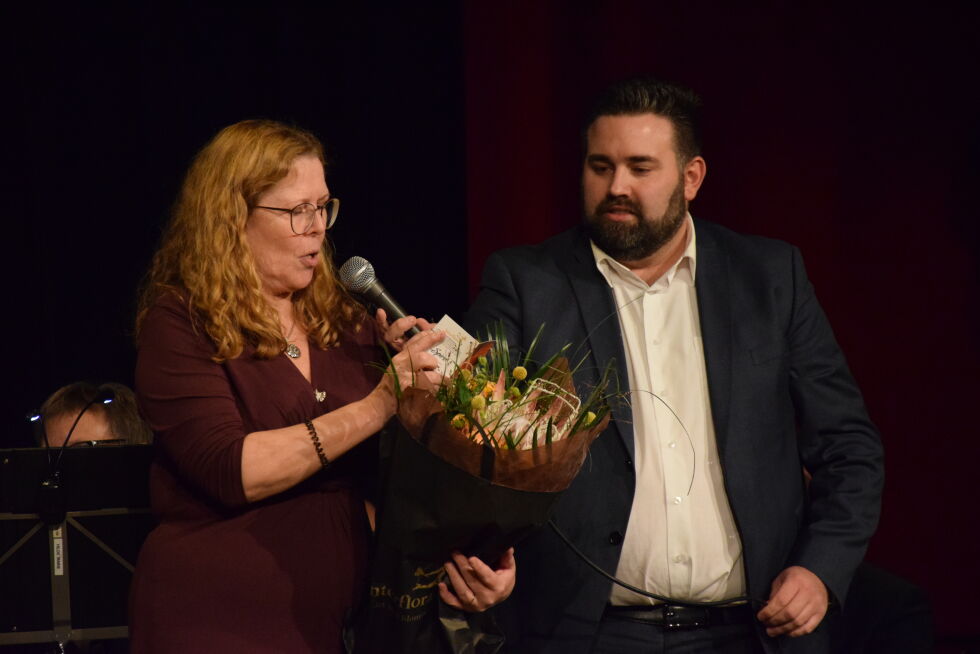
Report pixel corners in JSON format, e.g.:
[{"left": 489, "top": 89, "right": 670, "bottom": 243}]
[
  {"left": 582, "top": 113, "right": 692, "bottom": 262},
  {"left": 44, "top": 409, "right": 114, "bottom": 447}
]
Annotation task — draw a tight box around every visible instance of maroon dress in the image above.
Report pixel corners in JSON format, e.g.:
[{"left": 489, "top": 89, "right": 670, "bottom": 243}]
[{"left": 129, "top": 293, "right": 382, "bottom": 653}]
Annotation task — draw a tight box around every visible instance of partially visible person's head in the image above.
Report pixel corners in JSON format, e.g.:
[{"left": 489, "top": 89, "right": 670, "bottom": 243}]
[
  {"left": 40, "top": 382, "right": 152, "bottom": 447},
  {"left": 582, "top": 77, "right": 707, "bottom": 263},
  {"left": 137, "top": 120, "right": 362, "bottom": 362},
  {"left": 584, "top": 77, "right": 703, "bottom": 165}
]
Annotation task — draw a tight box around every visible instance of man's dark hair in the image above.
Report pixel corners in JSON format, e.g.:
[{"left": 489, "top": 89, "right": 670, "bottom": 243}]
[
  {"left": 585, "top": 77, "right": 703, "bottom": 162},
  {"left": 40, "top": 381, "right": 153, "bottom": 445}
]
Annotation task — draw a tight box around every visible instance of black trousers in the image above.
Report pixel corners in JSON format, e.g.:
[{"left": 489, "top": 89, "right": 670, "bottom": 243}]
[{"left": 589, "top": 612, "right": 764, "bottom": 654}]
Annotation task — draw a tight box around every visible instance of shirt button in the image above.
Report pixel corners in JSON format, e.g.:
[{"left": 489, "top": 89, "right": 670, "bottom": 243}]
[
  {"left": 672, "top": 554, "right": 688, "bottom": 564},
  {"left": 668, "top": 441, "right": 677, "bottom": 449},
  {"left": 672, "top": 496, "right": 682, "bottom": 505},
  {"left": 608, "top": 531, "right": 624, "bottom": 545}
]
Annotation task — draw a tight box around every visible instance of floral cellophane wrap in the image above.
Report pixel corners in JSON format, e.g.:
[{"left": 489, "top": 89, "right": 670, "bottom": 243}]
[{"left": 396, "top": 357, "right": 611, "bottom": 492}]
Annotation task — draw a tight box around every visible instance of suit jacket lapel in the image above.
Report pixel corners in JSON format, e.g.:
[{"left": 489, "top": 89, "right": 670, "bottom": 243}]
[
  {"left": 559, "top": 231, "right": 635, "bottom": 459},
  {"left": 695, "top": 223, "right": 734, "bottom": 459}
]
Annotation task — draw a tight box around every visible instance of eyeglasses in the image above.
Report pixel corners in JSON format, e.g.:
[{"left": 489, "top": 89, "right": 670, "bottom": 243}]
[
  {"left": 70, "top": 438, "right": 128, "bottom": 448},
  {"left": 254, "top": 197, "right": 340, "bottom": 234}
]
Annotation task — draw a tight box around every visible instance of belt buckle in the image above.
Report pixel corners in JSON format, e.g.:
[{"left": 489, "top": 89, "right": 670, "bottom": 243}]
[{"left": 663, "top": 605, "right": 707, "bottom": 630}]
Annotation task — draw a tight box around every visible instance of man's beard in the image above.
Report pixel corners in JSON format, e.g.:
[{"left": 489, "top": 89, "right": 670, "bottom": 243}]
[{"left": 584, "top": 180, "right": 687, "bottom": 262}]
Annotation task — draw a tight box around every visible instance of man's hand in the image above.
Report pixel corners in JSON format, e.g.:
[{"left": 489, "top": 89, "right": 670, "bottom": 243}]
[
  {"left": 756, "top": 565, "right": 829, "bottom": 638},
  {"left": 438, "top": 548, "right": 516, "bottom": 612}
]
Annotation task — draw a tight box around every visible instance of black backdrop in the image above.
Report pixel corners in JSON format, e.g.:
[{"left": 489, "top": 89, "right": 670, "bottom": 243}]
[{"left": 5, "top": 3, "right": 466, "bottom": 445}]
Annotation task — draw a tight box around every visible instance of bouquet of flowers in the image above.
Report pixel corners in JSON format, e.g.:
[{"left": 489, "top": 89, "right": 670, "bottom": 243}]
[
  {"left": 439, "top": 325, "right": 610, "bottom": 453},
  {"left": 354, "top": 322, "right": 614, "bottom": 654}
]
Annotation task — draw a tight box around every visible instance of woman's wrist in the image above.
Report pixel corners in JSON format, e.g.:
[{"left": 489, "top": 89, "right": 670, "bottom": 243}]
[{"left": 364, "top": 381, "right": 397, "bottom": 431}]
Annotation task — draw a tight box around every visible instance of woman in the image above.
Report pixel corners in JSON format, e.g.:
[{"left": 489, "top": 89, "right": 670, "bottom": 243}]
[{"left": 130, "top": 120, "right": 513, "bottom": 652}]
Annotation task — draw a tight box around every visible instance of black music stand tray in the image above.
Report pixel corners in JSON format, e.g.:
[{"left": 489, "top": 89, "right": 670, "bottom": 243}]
[{"left": 0, "top": 445, "right": 155, "bottom": 649}]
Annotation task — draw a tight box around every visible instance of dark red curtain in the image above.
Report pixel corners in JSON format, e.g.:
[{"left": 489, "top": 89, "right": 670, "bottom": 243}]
[{"left": 465, "top": 1, "right": 980, "bottom": 642}]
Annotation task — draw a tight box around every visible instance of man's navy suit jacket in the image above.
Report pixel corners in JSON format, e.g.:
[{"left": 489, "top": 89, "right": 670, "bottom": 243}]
[{"left": 464, "top": 220, "right": 884, "bottom": 653}]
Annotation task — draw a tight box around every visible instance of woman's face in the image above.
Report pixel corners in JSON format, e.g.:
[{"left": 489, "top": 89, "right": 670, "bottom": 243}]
[{"left": 246, "top": 155, "right": 330, "bottom": 299}]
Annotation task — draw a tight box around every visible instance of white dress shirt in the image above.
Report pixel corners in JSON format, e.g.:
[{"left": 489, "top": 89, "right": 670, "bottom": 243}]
[{"left": 593, "top": 215, "right": 746, "bottom": 605}]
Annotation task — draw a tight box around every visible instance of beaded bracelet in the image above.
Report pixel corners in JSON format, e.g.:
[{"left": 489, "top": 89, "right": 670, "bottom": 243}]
[{"left": 305, "top": 420, "right": 330, "bottom": 469}]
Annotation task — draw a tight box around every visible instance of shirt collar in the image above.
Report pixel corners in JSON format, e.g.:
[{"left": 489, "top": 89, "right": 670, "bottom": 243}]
[{"left": 591, "top": 213, "right": 698, "bottom": 290}]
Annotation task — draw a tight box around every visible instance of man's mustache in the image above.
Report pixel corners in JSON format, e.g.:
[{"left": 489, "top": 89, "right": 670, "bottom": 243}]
[{"left": 595, "top": 197, "right": 641, "bottom": 216}]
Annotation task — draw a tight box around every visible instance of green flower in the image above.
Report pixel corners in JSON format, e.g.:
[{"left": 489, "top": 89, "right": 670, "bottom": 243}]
[
  {"left": 470, "top": 395, "right": 486, "bottom": 411},
  {"left": 451, "top": 413, "right": 467, "bottom": 429},
  {"left": 508, "top": 386, "right": 521, "bottom": 401}
]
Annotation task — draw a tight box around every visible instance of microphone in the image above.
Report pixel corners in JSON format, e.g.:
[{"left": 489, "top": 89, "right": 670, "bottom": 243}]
[{"left": 339, "top": 256, "right": 420, "bottom": 336}]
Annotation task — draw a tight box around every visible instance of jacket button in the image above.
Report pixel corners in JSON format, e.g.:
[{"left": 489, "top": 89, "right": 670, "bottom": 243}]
[
  {"left": 608, "top": 531, "right": 624, "bottom": 545},
  {"left": 625, "top": 458, "right": 633, "bottom": 467}
]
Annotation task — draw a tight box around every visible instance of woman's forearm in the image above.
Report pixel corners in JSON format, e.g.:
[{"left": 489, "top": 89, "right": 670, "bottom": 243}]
[
  {"left": 240, "top": 386, "right": 394, "bottom": 502},
  {"left": 240, "top": 331, "right": 442, "bottom": 503}
]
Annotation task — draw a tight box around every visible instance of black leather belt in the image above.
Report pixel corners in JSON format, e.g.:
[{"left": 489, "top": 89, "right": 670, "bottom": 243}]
[{"left": 604, "top": 603, "right": 753, "bottom": 630}]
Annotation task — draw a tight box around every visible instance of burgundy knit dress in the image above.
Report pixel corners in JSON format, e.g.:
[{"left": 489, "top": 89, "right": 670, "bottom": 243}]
[{"left": 129, "top": 293, "right": 382, "bottom": 653}]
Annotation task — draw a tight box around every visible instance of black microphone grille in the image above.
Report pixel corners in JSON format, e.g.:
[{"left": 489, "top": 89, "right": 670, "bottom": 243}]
[{"left": 338, "top": 256, "right": 376, "bottom": 293}]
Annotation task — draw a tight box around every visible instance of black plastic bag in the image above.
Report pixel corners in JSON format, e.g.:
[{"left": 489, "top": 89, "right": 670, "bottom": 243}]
[{"left": 352, "top": 386, "right": 608, "bottom": 654}]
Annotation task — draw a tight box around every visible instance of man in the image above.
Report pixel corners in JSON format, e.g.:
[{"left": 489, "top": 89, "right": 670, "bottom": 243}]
[
  {"left": 39, "top": 381, "right": 152, "bottom": 447},
  {"left": 464, "top": 77, "right": 883, "bottom": 653}
]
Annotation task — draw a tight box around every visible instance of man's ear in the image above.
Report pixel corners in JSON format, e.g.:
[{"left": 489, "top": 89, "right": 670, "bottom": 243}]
[{"left": 683, "top": 156, "right": 706, "bottom": 201}]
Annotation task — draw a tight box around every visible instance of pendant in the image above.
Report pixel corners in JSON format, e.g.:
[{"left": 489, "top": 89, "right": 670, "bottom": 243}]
[
  {"left": 315, "top": 390, "right": 326, "bottom": 402},
  {"left": 286, "top": 343, "right": 301, "bottom": 359}
]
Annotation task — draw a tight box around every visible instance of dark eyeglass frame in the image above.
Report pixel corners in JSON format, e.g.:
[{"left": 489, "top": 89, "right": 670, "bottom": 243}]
[
  {"left": 70, "top": 438, "right": 129, "bottom": 448},
  {"left": 254, "top": 197, "right": 340, "bottom": 234}
]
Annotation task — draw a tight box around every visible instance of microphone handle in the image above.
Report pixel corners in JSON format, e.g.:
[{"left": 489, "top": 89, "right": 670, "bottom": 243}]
[{"left": 362, "top": 281, "right": 421, "bottom": 336}]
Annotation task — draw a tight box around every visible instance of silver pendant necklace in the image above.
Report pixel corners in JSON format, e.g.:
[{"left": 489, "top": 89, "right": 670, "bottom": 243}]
[{"left": 284, "top": 320, "right": 301, "bottom": 359}]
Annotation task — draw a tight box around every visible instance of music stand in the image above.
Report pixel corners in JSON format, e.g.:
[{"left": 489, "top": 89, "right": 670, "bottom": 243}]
[{"left": 0, "top": 445, "right": 155, "bottom": 648}]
